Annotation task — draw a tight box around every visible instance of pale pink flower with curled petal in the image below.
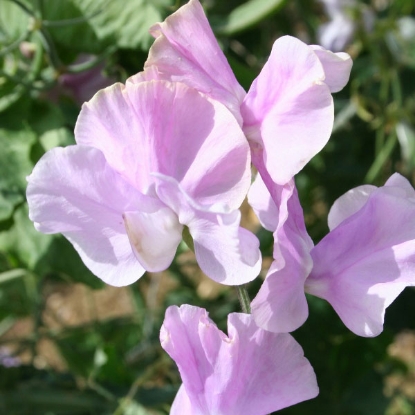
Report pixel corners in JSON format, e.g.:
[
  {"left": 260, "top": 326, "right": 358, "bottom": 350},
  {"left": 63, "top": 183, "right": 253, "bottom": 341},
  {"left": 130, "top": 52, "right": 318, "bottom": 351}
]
[
  {"left": 161, "top": 304, "right": 319, "bottom": 415},
  {"left": 308, "top": 173, "right": 415, "bottom": 337},
  {"left": 27, "top": 80, "right": 261, "bottom": 286},
  {"left": 248, "top": 173, "right": 313, "bottom": 333},
  {"left": 250, "top": 172, "right": 415, "bottom": 337},
  {"left": 131, "top": 0, "right": 353, "bottom": 186}
]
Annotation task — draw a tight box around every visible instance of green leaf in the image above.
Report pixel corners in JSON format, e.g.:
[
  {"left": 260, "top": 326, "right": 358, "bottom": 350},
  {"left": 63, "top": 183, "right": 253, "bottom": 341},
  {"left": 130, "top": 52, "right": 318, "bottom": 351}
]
[
  {"left": 72, "top": 0, "right": 172, "bottom": 50},
  {"left": 227, "top": 55, "right": 257, "bottom": 91},
  {"left": 0, "top": 268, "right": 28, "bottom": 284},
  {"left": 0, "top": 128, "right": 36, "bottom": 221},
  {"left": 34, "top": 235, "right": 104, "bottom": 289},
  {"left": 396, "top": 121, "right": 415, "bottom": 169},
  {"left": 27, "top": 100, "right": 75, "bottom": 157},
  {"left": 39, "top": 0, "right": 105, "bottom": 58},
  {"left": 0, "top": 191, "right": 20, "bottom": 221},
  {"left": 134, "top": 386, "right": 177, "bottom": 408},
  {"left": 123, "top": 400, "right": 153, "bottom": 415},
  {"left": 0, "top": 204, "right": 101, "bottom": 289},
  {"left": 0, "top": 81, "right": 26, "bottom": 113},
  {"left": 0, "top": 205, "right": 52, "bottom": 269},
  {"left": 0, "top": 387, "right": 112, "bottom": 414},
  {"left": 40, "top": 127, "right": 74, "bottom": 151},
  {"left": 386, "top": 16, "right": 415, "bottom": 69},
  {"left": 0, "top": 0, "right": 31, "bottom": 42},
  {"left": 213, "top": 0, "right": 287, "bottom": 35},
  {"left": 55, "top": 329, "right": 101, "bottom": 377}
]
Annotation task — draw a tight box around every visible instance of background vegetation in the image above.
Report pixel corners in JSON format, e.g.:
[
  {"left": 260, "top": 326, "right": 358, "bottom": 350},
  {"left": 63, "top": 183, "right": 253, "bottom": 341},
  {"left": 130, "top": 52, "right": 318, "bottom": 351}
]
[{"left": 1, "top": 0, "right": 415, "bottom": 413}]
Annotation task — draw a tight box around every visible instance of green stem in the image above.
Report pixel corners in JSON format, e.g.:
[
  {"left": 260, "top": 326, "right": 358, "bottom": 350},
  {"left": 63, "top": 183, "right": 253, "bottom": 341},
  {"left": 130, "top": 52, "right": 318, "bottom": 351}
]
[
  {"left": 236, "top": 285, "right": 251, "bottom": 314},
  {"left": 42, "top": 4, "right": 108, "bottom": 28},
  {"left": 365, "top": 131, "right": 397, "bottom": 183},
  {"left": 379, "top": 71, "right": 390, "bottom": 104},
  {"left": 64, "top": 46, "right": 116, "bottom": 73},
  {"left": 0, "top": 29, "right": 31, "bottom": 57},
  {"left": 38, "top": 27, "right": 61, "bottom": 69},
  {"left": 374, "top": 124, "right": 386, "bottom": 158},
  {"left": 391, "top": 69, "right": 402, "bottom": 107},
  {"left": 8, "top": 0, "right": 35, "bottom": 17},
  {"left": 182, "top": 226, "right": 195, "bottom": 252}
]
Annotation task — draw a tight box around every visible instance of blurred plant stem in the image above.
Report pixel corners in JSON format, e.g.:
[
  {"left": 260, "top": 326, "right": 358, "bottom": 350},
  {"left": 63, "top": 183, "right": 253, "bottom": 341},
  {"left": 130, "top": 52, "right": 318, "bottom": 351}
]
[
  {"left": 365, "top": 131, "right": 397, "bottom": 183},
  {"left": 112, "top": 357, "right": 170, "bottom": 415},
  {"left": 237, "top": 285, "right": 251, "bottom": 314}
]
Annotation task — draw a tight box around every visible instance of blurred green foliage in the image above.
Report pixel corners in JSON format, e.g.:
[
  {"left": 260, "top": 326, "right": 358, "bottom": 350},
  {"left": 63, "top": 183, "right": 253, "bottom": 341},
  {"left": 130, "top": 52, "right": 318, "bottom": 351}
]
[{"left": 1, "top": 0, "right": 415, "bottom": 413}]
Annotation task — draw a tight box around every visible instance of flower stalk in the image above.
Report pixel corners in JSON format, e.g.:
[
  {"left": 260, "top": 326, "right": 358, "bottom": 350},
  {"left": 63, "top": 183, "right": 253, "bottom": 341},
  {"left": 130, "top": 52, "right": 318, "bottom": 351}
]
[{"left": 237, "top": 284, "right": 251, "bottom": 314}]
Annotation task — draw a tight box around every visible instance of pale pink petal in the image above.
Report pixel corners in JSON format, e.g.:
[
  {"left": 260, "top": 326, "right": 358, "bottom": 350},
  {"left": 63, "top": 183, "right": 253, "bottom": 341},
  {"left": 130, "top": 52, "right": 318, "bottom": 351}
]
[
  {"left": 248, "top": 165, "right": 313, "bottom": 332},
  {"left": 191, "top": 211, "right": 261, "bottom": 285},
  {"left": 75, "top": 83, "right": 151, "bottom": 191},
  {"left": 327, "top": 184, "right": 377, "bottom": 230},
  {"left": 385, "top": 172, "right": 415, "bottom": 198},
  {"left": 26, "top": 146, "right": 147, "bottom": 286},
  {"left": 328, "top": 174, "right": 415, "bottom": 231},
  {"left": 162, "top": 305, "right": 318, "bottom": 415},
  {"left": 251, "top": 180, "right": 313, "bottom": 332},
  {"left": 307, "top": 174, "right": 415, "bottom": 336},
  {"left": 123, "top": 208, "right": 183, "bottom": 272},
  {"left": 126, "top": 66, "right": 161, "bottom": 84},
  {"left": 139, "top": 0, "right": 246, "bottom": 123},
  {"left": 160, "top": 305, "right": 217, "bottom": 414},
  {"left": 170, "top": 385, "right": 194, "bottom": 415},
  {"left": 242, "top": 36, "right": 334, "bottom": 185},
  {"left": 155, "top": 174, "right": 261, "bottom": 285},
  {"left": 222, "top": 313, "right": 318, "bottom": 414},
  {"left": 247, "top": 173, "right": 279, "bottom": 232},
  {"left": 251, "top": 250, "right": 311, "bottom": 333},
  {"left": 310, "top": 45, "right": 352, "bottom": 93},
  {"left": 76, "top": 81, "right": 250, "bottom": 210},
  {"left": 317, "top": 14, "right": 355, "bottom": 52}
]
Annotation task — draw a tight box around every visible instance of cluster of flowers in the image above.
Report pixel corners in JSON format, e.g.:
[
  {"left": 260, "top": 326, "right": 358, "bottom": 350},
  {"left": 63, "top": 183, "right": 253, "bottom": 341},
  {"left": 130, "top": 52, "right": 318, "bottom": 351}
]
[{"left": 26, "top": 1, "right": 415, "bottom": 413}]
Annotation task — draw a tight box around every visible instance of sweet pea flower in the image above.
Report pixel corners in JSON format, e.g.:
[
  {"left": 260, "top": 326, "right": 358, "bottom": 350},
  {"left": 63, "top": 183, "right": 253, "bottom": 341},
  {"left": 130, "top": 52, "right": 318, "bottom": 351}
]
[
  {"left": 27, "top": 80, "right": 261, "bottom": 286},
  {"left": 250, "top": 173, "right": 415, "bottom": 337},
  {"left": 130, "top": 0, "right": 353, "bottom": 187},
  {"left": 318, "top": 0, "right": 374, "bottom": 52},
  {"left": 318, "top": 0, "right": 356, "bottom": 51},
  {"left": 132, "top": 2, "right": 353, "bottom": 311},
  {"left": 161, "top": 305, "right": 319, "bottom": 415},
  {"left": 308, "top": 173, "right": 415, "bottom": 336}
]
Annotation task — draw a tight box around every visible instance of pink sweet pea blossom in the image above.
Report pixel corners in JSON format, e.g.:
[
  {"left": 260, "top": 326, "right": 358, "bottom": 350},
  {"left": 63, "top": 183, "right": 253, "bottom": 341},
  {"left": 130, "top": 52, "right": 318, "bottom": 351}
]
[
  {"left": 161, "top": 304, "right": 319, "bottom": 415},
  {"left": 27, "top": 80, "right": 261, "bottom": 286},
  {"left": 307, "top": 173, "right": 415, "bottom": 336},
  {"left": 250, "top": 173, "right": 415, "bottom": 337},
  {"left": 318, "top": 0, "right": 374, "bottom": 52},
  {"left": 318, "top": 0, "right": 356, "bottom": 51},
  {"left": 124, "top": 2, "right": 353, "bottom": 319},
  {"left": 130, "top": 0, "right": 353, "bottom": 187}
]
